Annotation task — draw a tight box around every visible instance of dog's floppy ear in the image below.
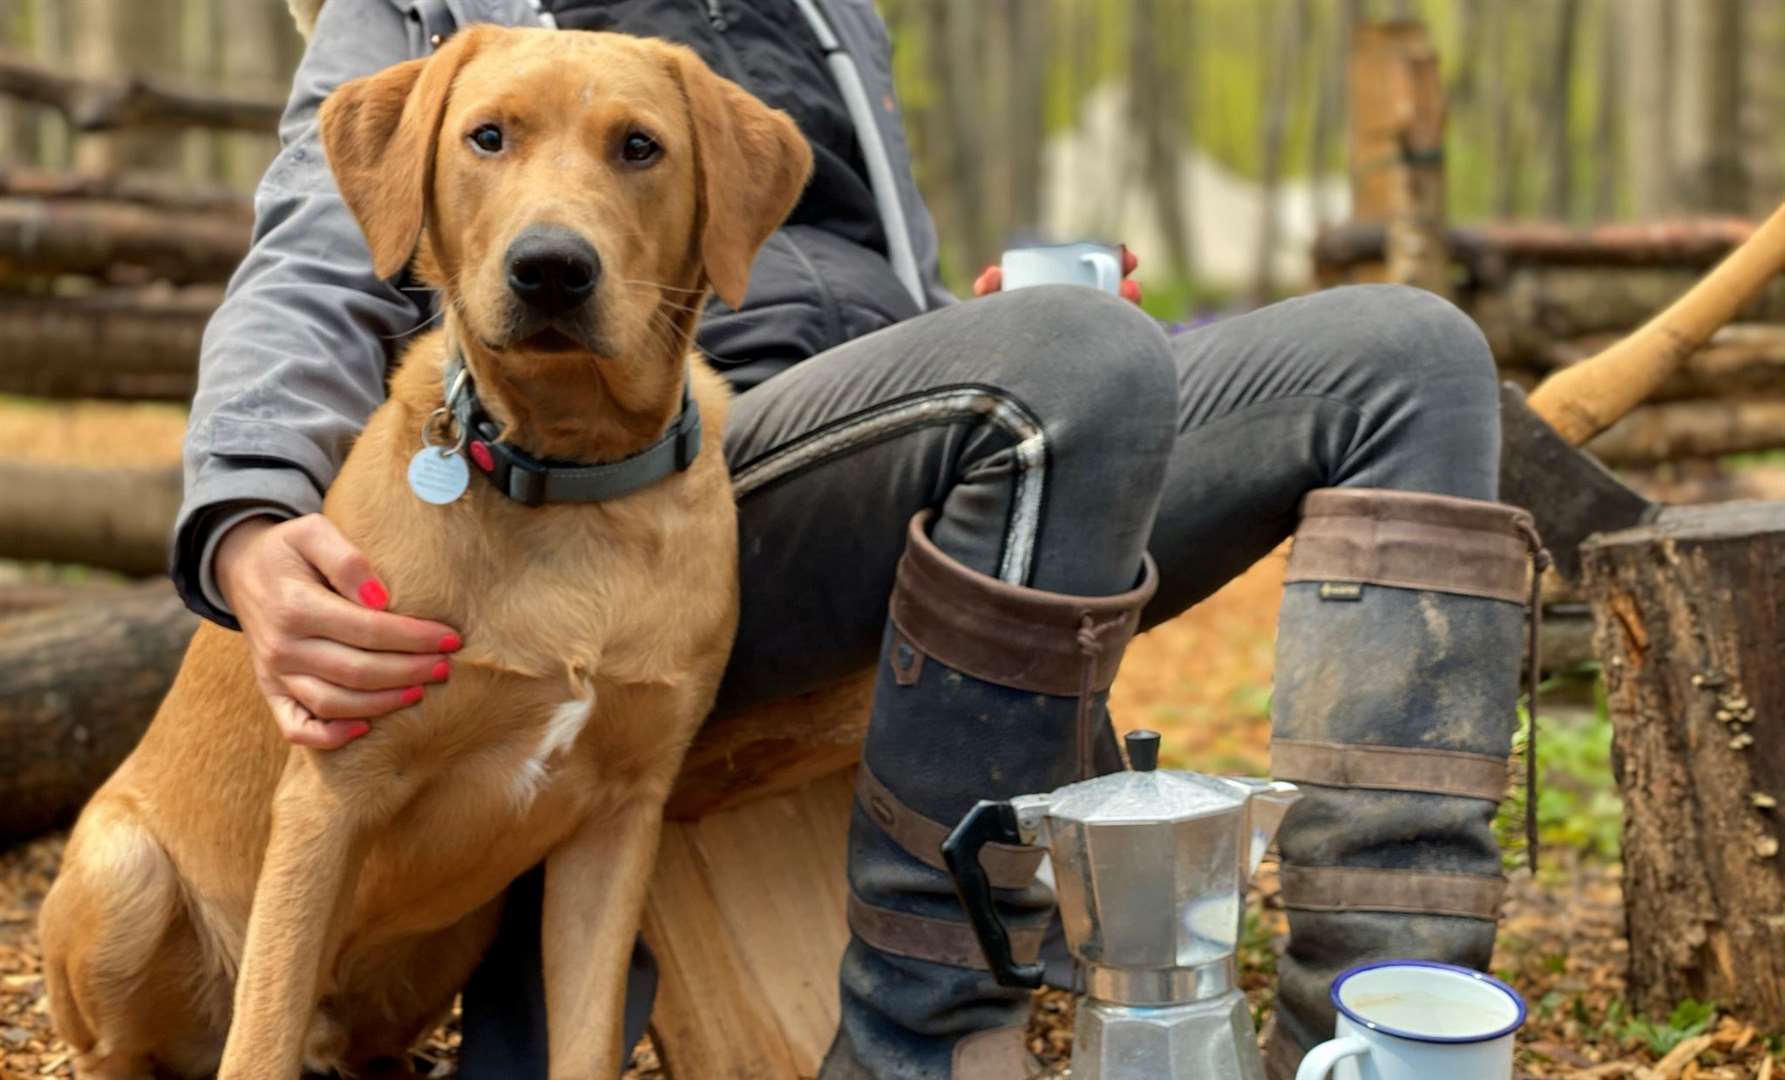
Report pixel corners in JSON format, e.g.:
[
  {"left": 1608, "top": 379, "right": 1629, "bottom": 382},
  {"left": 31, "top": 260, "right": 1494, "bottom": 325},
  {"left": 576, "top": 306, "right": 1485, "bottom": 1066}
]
[
  {"left": 671, "top": 48, "right": 814, "bottom": 310},
  {"left": 319, "top": 30, "right": 485, "bottom": 280}
]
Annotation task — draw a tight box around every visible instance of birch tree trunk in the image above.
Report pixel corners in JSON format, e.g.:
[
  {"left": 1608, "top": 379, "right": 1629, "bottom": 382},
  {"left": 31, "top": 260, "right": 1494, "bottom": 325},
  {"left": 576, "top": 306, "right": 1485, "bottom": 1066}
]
[
  {"left": 1132, "top": 0, "right": 1195, "bottom": 283},
  {"left": 1004, "top": 0, "right": 1046, "bottom": 240}
]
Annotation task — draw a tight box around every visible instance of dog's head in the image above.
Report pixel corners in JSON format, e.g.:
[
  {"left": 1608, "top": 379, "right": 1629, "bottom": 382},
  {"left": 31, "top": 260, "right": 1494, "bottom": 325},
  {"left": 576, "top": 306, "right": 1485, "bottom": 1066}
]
[{"left": 319, "top": 28, "right": 811, "bottom": 446}]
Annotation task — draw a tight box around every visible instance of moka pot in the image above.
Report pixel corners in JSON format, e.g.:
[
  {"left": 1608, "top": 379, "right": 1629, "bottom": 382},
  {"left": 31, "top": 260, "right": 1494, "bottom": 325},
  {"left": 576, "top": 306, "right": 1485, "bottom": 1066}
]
[{"left": 943, "top": 730, "right": 1298, "bottom": 1079}]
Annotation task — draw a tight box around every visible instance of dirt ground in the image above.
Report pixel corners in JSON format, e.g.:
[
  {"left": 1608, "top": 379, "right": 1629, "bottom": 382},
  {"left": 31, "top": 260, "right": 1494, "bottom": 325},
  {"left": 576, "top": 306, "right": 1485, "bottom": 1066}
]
[{"left": 2, "top": 400, "right": 1781, "bottom": 1078}]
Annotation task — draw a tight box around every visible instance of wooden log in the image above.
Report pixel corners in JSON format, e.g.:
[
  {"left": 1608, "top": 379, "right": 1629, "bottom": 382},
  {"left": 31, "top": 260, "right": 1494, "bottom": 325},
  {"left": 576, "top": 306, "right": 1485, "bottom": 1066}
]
[
  {"left": 0, "top": 286, "right": 214, "bottom": 400},
  {"left": 0, "top": 462, "right": 183, "bottom": 575},
  {"left": 0, "top": 582, "right": 198, "bottom": 845},
  {"left": 0, "top": 167, "right": 253, "bottom": 217},
  {"left": 0, "top": 47, "right": 282, "bottom": 133},
  {"left": 1583, "top": 398, "right": 1785, "bottom": 467},
  {"left": 0, "top": 581, "right": 130, "bottom": 618},
  {"left": 1581, "top": 501, "right": 1785, "bottom": 1028},
  {"left": 1314, "top": 218, "right": 1761, "bottom": 277},
  {"left": 0, "top": 196, "right": 251, "bottom": 282}
]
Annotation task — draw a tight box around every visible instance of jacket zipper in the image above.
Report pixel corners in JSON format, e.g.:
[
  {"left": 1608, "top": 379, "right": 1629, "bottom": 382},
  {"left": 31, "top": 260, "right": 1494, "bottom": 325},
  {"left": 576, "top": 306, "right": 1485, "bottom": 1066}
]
[{"left": 703, "top": 0, "right": 727, "bottom": 31}]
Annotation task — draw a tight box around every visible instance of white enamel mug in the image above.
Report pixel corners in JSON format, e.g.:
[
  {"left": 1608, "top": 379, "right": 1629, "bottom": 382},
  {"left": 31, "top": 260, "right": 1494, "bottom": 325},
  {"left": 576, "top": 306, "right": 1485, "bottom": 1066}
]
[
  {"left": 999, "top": 241, "right": 1123, "bottom": 294},
  {"left": 1296, "top": 960, "right": 1527, "bottom": 1080}
]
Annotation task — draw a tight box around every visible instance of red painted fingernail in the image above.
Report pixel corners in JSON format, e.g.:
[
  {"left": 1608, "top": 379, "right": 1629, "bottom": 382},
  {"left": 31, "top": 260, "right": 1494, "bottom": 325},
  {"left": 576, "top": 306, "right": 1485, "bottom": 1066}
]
[
  {"left": 359, "top": 580, "right": 389, "bottom": 610},
  {"left": 440, "top": 632, "right": 463, "bottom": 653},
  {"left": 344, "top": 721, "right": 371, "bottom": 740},
  {"left": 402, "top": 685, "right": 425, "bottom": 705},
  {"left": 431, "top": 659, "right": 451, "bottom": 681}
]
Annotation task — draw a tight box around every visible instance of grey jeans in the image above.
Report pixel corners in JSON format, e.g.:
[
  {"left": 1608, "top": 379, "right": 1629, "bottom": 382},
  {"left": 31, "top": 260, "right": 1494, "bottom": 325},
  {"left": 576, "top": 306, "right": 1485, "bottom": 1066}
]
[{"left": 458, "top": 281, "right": 1502, "bottom": 1075}]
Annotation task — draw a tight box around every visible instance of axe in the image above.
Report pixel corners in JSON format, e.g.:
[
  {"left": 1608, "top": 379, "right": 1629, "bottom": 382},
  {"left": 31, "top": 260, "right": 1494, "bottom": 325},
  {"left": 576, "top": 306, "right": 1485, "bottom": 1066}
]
[{"left": 1500, "top": 199, "right": 1785, "bottom": 580}]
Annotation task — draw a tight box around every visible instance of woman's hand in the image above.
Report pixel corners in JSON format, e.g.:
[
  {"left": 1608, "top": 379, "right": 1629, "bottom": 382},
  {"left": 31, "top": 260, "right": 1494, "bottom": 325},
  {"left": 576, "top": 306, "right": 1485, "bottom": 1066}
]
[
  {"left": 972, "top": 245, "right": 1144, "bottom": 305},
  {"left": 215, "top": 514, "right": 461, "bottom": 750}
]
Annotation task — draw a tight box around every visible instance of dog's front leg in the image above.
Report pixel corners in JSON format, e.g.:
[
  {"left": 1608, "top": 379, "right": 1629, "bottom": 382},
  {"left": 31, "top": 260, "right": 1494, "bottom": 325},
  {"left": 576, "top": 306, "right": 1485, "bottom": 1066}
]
[
  {"left": 217, "top": 751, "right": 380, "bottom": 1080},
  {"left": 540, "top": 793, "right": 669, "bottom": 1079}
]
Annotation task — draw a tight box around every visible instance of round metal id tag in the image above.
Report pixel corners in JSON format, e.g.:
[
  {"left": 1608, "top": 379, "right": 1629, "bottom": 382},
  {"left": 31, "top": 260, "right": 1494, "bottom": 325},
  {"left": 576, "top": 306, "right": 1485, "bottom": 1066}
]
[{"left": 407, "top": 446, "right": 470, "bottom": 504}]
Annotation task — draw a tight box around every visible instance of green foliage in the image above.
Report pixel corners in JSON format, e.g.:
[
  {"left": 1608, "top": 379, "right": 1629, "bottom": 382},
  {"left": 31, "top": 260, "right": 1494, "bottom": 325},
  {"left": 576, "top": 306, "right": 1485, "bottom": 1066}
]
[
  {"left": 1495, "top": 672, "right": 1622, "bottom": 865},
  {"left": 1605, "top": 998, "right": 1718, "bottom": 1056}
]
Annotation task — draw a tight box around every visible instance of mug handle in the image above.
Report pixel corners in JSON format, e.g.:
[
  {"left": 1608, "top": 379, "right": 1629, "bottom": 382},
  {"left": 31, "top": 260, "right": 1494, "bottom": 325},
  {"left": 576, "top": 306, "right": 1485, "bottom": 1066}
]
[
  {"left": 1080, "top": 252, "right": 1122, "bottom": 295},
  {"left": 1296, "top": 1035, "right": 1371, "bottom": 1080}
]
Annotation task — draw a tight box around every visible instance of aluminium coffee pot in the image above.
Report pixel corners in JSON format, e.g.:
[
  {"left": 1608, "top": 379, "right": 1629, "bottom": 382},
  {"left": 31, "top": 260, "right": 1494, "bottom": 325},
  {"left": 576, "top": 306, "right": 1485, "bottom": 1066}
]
[{"left": 943, "top": 730, "right": 1298, "bottom": 1080}]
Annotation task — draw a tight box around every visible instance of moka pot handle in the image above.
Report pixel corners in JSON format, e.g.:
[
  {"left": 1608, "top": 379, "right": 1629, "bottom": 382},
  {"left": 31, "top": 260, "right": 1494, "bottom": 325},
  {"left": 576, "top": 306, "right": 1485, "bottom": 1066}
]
[{"left": 942, "top": 799, "right": 1045, "bottom": 989}]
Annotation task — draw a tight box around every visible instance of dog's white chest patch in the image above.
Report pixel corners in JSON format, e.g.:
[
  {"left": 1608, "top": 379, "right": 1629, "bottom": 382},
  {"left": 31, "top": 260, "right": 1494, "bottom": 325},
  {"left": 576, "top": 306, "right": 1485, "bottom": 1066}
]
[{"left": 510, "top": 693, "right": 594, "bottom": 808}]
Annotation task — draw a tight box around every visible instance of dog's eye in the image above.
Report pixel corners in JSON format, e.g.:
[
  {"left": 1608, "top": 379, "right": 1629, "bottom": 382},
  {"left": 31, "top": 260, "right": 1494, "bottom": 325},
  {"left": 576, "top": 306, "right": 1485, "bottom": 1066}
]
[
  {"left": 469, "top": 124, "right": 504, "bottom": 154},
  {"left": 621, "top": 132, "right": 660, "bottom": 165}
]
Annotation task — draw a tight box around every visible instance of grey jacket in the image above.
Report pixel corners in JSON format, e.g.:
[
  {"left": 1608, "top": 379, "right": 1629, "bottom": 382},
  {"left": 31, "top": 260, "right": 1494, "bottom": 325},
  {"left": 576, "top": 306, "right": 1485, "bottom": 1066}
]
[{"left": 175, "top": 0, "right": 952, "bottom": 626}]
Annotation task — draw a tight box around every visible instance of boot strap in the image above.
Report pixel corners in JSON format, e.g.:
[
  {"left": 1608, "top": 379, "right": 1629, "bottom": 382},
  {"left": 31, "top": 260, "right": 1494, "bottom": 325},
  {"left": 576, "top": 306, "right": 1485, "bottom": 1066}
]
[
  {"left": 891, "top": 511, "right": 1156, "bottom": 698},
  {"left": 1285, "top": 488, "right": 1537, "bottom": 604},
  {"left": 1271, "top": 739, "right": 1507, "bottom": 802},
  {"left": 856, "top": 764, "right": 1045, "bottom": 890},
  {"left": 1278, "top": 865, "right": 1505, "bottom": 921},
  {"left": 847, "top": 892, "right": 1045, "bottom": 970}
]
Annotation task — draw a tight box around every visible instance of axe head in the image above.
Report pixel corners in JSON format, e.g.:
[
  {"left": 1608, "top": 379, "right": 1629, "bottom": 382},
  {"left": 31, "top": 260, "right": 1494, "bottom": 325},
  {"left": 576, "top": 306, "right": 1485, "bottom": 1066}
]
[{"left": 1498, "top": 382, "right": 1657, "bottom": 581}]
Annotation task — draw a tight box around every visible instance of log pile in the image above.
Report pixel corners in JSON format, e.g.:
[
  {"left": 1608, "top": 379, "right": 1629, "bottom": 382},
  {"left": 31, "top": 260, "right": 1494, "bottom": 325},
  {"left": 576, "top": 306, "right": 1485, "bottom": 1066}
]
[{"left": 1317, "top": 218, "right": 1785, "bottom": 465}]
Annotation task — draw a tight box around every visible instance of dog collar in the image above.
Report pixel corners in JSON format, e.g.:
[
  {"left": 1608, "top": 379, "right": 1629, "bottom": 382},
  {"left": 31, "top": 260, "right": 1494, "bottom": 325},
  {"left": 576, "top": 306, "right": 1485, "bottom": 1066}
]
[{"left": 439, "top": 354, "right": 702, "bottom": 507}]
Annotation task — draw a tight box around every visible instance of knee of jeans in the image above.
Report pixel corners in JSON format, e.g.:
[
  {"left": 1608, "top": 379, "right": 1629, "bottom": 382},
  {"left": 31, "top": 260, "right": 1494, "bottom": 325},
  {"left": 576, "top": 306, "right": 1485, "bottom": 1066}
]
[
  {"left": 1328, "top": 284, "right": 1498, "bottom": 398},
  {"left": 1000, "top": 285, "right": 1178, "bottom": 458}
]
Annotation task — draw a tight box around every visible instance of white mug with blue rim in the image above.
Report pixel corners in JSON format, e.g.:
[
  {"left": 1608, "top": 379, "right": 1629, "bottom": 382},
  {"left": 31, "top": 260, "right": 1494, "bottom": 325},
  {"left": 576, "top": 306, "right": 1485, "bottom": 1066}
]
[
  {"left": 1296, "top": 960, "right": 1526, "bottom": 1080},
  {"left": 999, "top": 241, "right": 1123, "bottom": 295}
]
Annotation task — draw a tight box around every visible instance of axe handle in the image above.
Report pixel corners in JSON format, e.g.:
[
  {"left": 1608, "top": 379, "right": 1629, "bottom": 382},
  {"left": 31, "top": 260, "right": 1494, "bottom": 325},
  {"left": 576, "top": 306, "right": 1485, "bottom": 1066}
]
[{"left": 1527, "top": 199, "right": 1785, "bottom": 446}]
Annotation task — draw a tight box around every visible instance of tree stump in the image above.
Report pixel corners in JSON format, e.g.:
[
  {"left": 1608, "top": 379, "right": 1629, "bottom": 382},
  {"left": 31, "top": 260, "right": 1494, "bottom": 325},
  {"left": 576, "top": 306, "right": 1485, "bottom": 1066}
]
[{"left": 1581, "top": 501, "right": 1785, "bottom": 1027}]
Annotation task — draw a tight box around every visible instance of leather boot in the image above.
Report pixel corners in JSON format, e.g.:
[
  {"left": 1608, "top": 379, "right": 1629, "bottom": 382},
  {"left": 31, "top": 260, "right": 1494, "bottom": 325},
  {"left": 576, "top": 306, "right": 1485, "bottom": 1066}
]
[
  {"left": 1261, "top": 489, "right": 1543, "bottom": 1080},
  {"left": 819, "top": 511, "right": 1156, "bottom": 1079}
]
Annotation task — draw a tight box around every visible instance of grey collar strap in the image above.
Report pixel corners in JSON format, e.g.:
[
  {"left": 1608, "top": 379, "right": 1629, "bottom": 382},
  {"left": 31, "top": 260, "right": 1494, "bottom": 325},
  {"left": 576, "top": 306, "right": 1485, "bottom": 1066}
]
[{"left": 443, "top": 355, "right": 701, "bottom": 506}]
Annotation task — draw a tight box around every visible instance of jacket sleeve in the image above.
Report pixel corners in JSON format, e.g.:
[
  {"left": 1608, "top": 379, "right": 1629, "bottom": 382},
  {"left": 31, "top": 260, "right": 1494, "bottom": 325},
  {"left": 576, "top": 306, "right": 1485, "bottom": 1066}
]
[{"left": 173, "top": 0, "right": 429, "bottom": 628}]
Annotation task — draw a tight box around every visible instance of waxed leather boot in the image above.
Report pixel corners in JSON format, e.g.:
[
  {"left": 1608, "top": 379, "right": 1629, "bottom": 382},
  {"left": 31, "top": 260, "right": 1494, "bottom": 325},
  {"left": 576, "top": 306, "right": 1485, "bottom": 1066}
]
[
  {"left": 1261, "top": 489, "right": 1544, "bottom": 1080},
  {"left": 819, "top": 511, "right": 1156, "bottom": 1079}
]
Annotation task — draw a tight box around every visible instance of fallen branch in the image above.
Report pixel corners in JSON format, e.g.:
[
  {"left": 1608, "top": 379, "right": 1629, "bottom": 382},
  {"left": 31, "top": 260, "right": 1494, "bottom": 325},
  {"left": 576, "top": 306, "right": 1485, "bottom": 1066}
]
[
  {"left": 0, "top": 286, "right": 215, "bottom": 400},
  {"left": 0, "top": 196, "right": 251, "bottom": 283},
  {"left": 0, "top": 48, "right": 282, "bottom": 133},
  {"left": 0, "top": 463, "right": 183, "bottom": 576}
]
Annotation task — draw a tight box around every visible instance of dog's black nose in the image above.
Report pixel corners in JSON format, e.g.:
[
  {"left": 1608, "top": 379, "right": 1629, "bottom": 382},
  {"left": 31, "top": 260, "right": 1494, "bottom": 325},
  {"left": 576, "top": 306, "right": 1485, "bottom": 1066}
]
[{"left": 506, "top": 228, "right": 600, "bottom": 315}]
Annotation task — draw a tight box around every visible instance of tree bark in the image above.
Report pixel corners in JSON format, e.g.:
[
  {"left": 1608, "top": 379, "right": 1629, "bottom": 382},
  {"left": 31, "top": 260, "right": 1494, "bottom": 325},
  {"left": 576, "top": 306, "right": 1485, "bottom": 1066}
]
[
  {"left": 1251, "top": 0, "right": 1305, "bottom": 305},
  {"left": 1622, "top": 0, "right": 1676, "bottom": 217},
  {"left": 0, "top": 286, "right": 215, "bottom": 400},
  {"left": 1582, "top": 502, "right": 1785, "bottom": 1029},
  {"left": 1674, "top": 0, "right": 1746, "bottom": 213},
  {"left": 0, "top": 463, "right": 183, "bottom": 575},
  {"left": 1131, "top": 0, "right": 1195, "bottom": 284},
  {"left": 1592, "top": 0, "right": 1621, "bottom": 222},
  {"left": 1004, "top": 0, "right": 1046, "bottom": 240},
  {"left": 1544, "top": 0, "right": 1581, "bottom": 221},
  {"left": 1348, "top": 21, "right": 1448, "bottom": 295},
  {"left": 0, "top": 194, "right": 249, "bottom": 282},
  {"left": 0, "top": 582, "right": 198, "bottom": 844}
]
